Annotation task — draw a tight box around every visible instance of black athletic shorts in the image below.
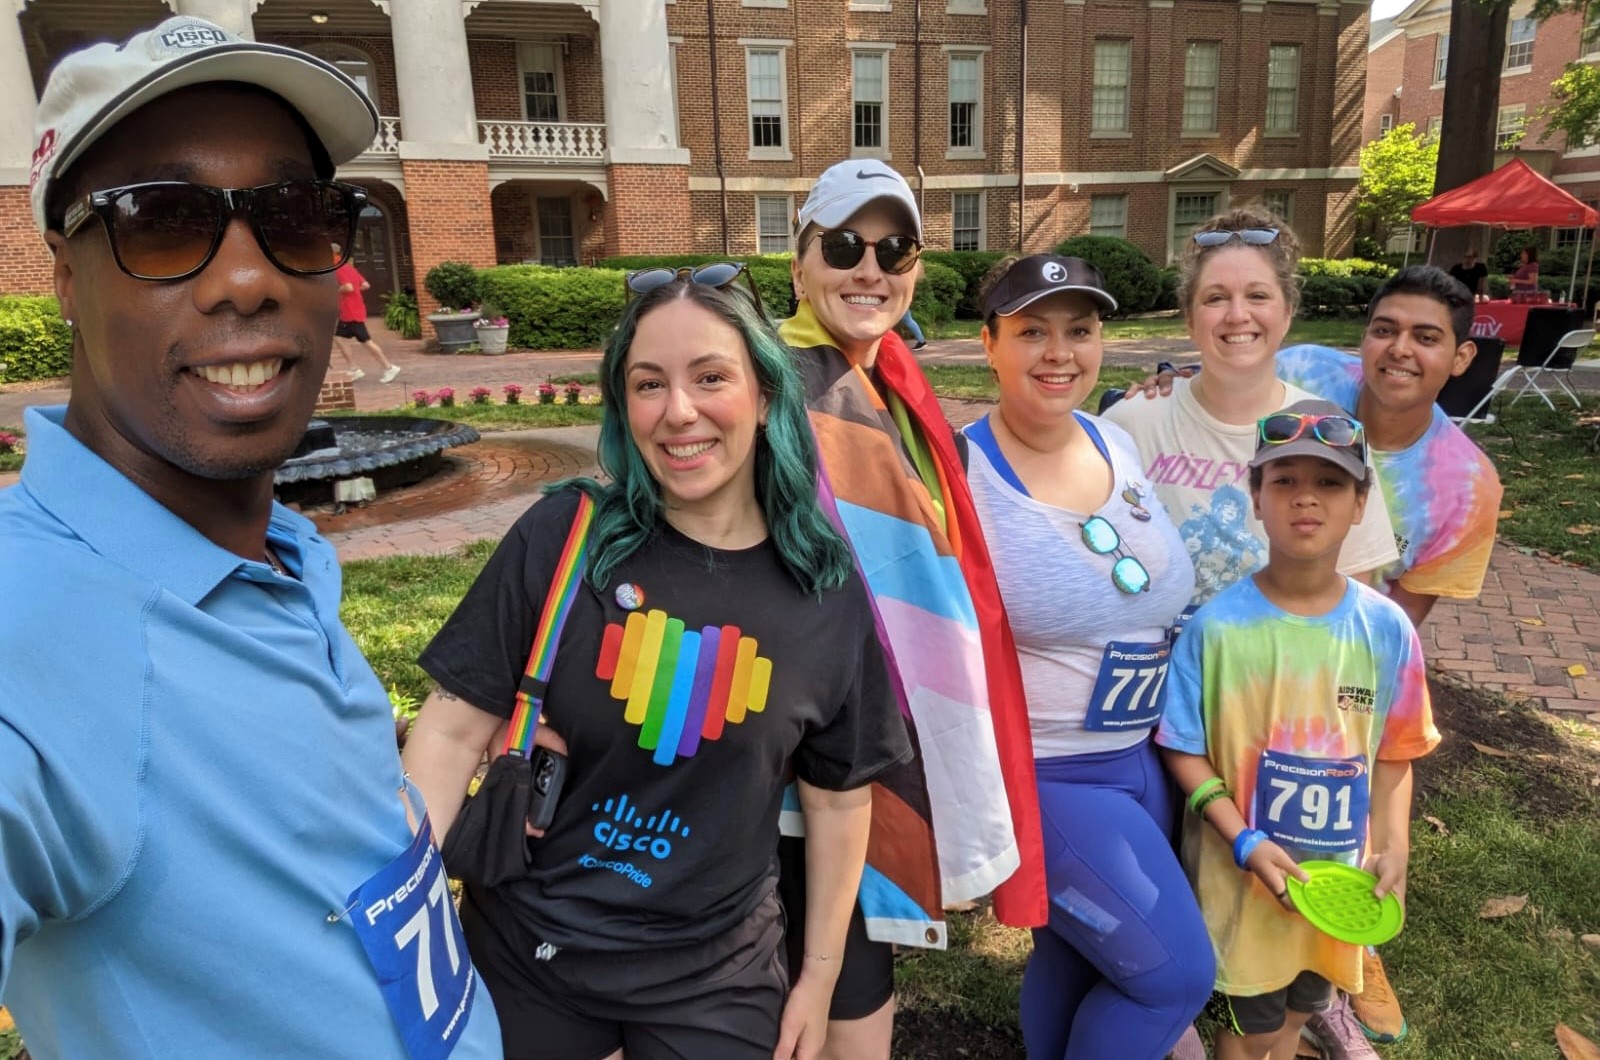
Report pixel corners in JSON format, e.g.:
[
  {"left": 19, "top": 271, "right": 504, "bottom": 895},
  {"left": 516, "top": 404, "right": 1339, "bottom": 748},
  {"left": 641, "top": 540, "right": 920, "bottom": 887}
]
[
  {"left": 777, "top": 835, "right": 895, "bottom": 1021},
  {"left": 336, "top": 319, "right": 372, "bottom": 342},
  {"left": 1226, "top": 971, "right": 1334, "bottom": 1035},
  {"left": 461, "top": 886, "right": 788, "bottom": 1060}
]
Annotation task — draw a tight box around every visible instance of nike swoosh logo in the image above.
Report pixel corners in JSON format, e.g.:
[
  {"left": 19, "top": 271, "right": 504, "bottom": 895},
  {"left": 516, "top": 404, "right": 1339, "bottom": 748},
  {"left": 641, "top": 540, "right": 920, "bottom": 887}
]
[{"left": 856, "top": 170, "right": 896, "bottom": 180}]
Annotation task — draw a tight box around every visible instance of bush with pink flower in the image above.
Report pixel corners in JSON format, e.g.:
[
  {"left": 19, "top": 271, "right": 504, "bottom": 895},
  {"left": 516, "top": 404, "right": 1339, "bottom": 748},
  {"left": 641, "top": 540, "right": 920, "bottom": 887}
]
[
  {"left": 412, "top": 390, "right": 431, "bottom": 409},
  {"left": 436, "top": 387, "right": 456, "bottom": 408},
  {"left": 469, "top": 386, "right": 493, "bottom": 405},
  {"left": 503, "top": 383, "right": 523, "bottom": 405}
]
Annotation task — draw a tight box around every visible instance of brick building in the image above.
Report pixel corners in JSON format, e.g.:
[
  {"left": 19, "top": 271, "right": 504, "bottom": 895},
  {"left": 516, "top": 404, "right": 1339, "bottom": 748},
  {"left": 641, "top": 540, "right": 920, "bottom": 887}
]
[
  {"left": 1369, "top": 0, "right": 1600, "bottom": 245},
  {"left": 3, "top": 0, "right": 1369, "bottom": 309}
]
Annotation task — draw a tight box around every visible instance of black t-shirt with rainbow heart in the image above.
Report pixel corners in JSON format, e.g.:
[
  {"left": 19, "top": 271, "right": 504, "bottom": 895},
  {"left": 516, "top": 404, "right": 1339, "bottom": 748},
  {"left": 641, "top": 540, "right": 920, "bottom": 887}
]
[{"left": 420, "top": 489, "right": 910, "bottom": 952}]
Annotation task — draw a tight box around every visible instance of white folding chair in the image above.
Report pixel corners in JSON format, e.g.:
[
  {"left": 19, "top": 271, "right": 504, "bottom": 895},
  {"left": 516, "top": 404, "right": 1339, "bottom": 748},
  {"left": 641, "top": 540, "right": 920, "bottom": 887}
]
[{"left": 1509, "top": 328, "right": 1592, "bottom": 411}]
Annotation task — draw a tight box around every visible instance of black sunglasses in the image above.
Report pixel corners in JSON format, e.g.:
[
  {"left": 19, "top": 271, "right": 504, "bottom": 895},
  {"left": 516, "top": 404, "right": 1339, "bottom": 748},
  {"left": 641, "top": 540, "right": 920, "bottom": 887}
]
[
  {"left": 61, "top": 179, "right": 366, "bottom": 282},
  {"left": 625, "top": 262, "right": 768, "bottom": 318},
  {"left": 811, "top": 229, "right": 922, "bottom": 275}
]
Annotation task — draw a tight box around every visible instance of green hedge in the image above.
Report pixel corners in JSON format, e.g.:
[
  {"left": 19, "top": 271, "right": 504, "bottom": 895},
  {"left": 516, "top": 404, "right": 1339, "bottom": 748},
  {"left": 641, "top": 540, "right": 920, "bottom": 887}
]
[
  {"left": 0, "top": 296, "right": 72, "bottom": 382},
  {"left": 1052, "top": 235, "right": 1162, "bottom": 316},
  {"left": 910, "top": 261, "right": 964, "bottom": 325},
  {"left": 1298, "top": 257, "right": 1395, "bottom": 279},
  {"left": 593, "top": 254, "right": 796, "bottom": 320},
  {"left": 1298, "top": 274, "right": 1385, "bottom": 318},
  {"left": 476, "top": 266, "right": 628, "bottom": 350},
  {"left": 921, "top": 251, "right": 1005, "bottom": 318}
]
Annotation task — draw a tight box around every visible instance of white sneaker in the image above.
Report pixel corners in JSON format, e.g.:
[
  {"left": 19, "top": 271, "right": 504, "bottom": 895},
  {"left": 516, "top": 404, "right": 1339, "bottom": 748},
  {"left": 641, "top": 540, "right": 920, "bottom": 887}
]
[
  {"left": 347, "top": 368, "right": 365, "bottom": 381},
  {"left": 380, "top": 365, "right": 401, "bottom": 384}
]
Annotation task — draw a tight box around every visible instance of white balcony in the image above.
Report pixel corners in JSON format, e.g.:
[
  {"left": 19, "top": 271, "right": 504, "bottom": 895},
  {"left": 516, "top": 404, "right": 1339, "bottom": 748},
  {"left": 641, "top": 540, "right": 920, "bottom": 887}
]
[
  {"left": 479, "top": 120, "right": 607, "bottom": 163},
  {"left": 359, "top": 117, "right": 607, "bottom": 166}
]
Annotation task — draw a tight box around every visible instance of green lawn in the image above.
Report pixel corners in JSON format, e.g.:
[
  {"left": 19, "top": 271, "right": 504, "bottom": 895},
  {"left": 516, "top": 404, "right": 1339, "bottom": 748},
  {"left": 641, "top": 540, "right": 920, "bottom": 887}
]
[
  {"left": 926, "top": 315, "right": 1369, "bottom": 349},
  {"left": 922, "top": 364, "right": 1148, "bottom": 408},
  {"left": 1465, "top": 398, "right": 1600, "bottom": 570},
  {"left": 327, "top": 401, "right": 603, "bottom": 431}
]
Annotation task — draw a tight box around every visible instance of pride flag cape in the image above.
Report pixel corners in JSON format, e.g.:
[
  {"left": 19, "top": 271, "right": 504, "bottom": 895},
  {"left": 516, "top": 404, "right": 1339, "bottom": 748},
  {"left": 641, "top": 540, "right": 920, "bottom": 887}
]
[{"left": 783, "top": 305, "right": 1046, "bottom": 941}]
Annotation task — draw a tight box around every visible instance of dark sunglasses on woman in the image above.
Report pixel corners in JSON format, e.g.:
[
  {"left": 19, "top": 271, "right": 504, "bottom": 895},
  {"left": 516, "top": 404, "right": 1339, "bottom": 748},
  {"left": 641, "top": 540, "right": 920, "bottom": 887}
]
[
  {"left": 61, "top": 179, "right": 367, "bottom": 282},
  {"left": 810, "top": 229, "right": 922, "bottom": 275},
  {"left": 1192, "top": 228, "right": 1280, "bottom": 248},
  {"left": 625, "top": 261, "right": 769, "bottom": 319}
]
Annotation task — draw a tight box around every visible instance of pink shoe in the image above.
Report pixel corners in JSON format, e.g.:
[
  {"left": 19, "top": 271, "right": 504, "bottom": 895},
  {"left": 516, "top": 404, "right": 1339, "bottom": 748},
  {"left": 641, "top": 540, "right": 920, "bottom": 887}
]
[{"left": 1304, "top": 995, "right": 1380, "bottom": 1060}]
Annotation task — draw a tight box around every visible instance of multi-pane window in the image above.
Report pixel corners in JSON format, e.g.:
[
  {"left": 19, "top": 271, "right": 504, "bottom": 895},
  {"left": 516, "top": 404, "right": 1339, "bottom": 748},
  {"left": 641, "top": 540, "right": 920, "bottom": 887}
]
[
  {"left": 1584, "top": 7, "right": 1600, "bottom": 57},
  {"left": 949, "top": 53, "right": 982, "bottom": 150},
  {"left": 747, "top": 49, "right": 786, "bottom": 150},
  {"left": 1182, "top": 42, "right": 1220, "bottom": 135},
  {"left": 1497, "top": 104, "right": 1526, "bottom": 149},
  {"left": 756, "top": 196, "right": 791, "bottom": 254},
  {"left": 853, "top": 51, "right": 887, "bottom": 150},
  {"left": 1427, "top": 115, "right": 1443, "bottom": 139},
  {"left": 520, "top": 43, "right": 561, "bottom": 122},
  {"left": 1171, "top": 191, "right": 1220, "bottom": 258},
  {"left": 1263, "top": 190, "right": 1294, "bottom": 225},
  {"left": 1433, "top": 33, "right": 1449, "bottom": 83},
  {"left": 1265, "top": 44, "right": 1301, "bottom": 134},
  {"left": 952, "top": 192, "right": 983, "bottom": 251},
  {"left": 1090, "top": 195, "right": 1128, "bottom": 239},
  {"left": 1505, "top": 18, "right": 1535, "bottom": 70},
  {"left": 1092, "top": 40, "right": 1132, "bottom": 133},
  {"left": 1379, "top": 113, "right": 1394, "bottom": 135},
  {"left": 1556, "top": 203, "right": 1599, "bottom": 245},
  {"left": 536, "top": 198, "right": 575, "bottom": 266}
]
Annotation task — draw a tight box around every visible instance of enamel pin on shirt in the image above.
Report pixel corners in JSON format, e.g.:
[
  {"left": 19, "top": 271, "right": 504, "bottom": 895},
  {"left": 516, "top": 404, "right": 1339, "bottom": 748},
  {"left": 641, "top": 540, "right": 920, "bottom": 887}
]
[
  {"left": 615, "top": 583, "right": 646, "bottom": 611},
  {"left": 1122, "top": 483, "right": 1153, "bottom": 523}
]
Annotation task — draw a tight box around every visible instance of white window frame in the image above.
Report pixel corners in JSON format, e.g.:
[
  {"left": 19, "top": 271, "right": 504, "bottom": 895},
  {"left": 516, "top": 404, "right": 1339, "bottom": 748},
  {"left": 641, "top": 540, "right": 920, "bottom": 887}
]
[
  {"left": 1089, "top": 194, "right": 1128, "bottom": 239},
  {"left": 1427, "top": 115, "right": 1443, "bottom": 139},
  {"left": 1505, "top": 18, "right": 1535, "bottom": 72},
  {"left": 849, "top": 44, "right": 894, "bottom": 160},
  {"left": 945, "top": 47, "right": 987, "bottom": 159},
  {"left": 742, "top": 42, "right": 793, "bottom": 161},
  {"left": 1432, "top": 33, "right": 1449, "bottom": 85},
  {"left": 668, "top": 37, "right": 683, "bottom": 149},
  {"left": 1263, "top": 190, "right": 1294, "bottom": 226},
  {"left": 1091, "top": 39, "right": 1133, "bottom": 136},
  {"left": 756, "top": 194, "right": 795, "bottom": 254},
  {"left": 848, "top": 0, "right": 892, "bottom": 9},
  {"left": 533, "top": 196, "right": 577, "bottom": 267},
  {"left": 1497, "top": 103, "right": 1526, "bottom": 149},
  {"left": 1265, "top": 44, "right": 1301, "bottom": 136},
  {"left": 1169, "top": 188, "right": 1223, "bottom": 262},
  {"left": 952, "top": 190, "right": 986, "bottom": 251},
  {"left": 1379, "top": 113, "right": 1394, "bottom": 135},
  {"left": 306, "top": 44, "right": 377, "bottom": 105},
  {"left": 743, "top": 0, "right": 787, "bottom": 7},
  {"left": 1182, "top": 41, "right": 1221, "bottom": 137},
  {"left": 1584, "top": 6, "right": 1600, "bottom": 58},
  {"left": 947, "top": 0, "right": 988, "bottom": 12},
  {"left": 517, "top": 42, "right": 566, "bottom": 123}
]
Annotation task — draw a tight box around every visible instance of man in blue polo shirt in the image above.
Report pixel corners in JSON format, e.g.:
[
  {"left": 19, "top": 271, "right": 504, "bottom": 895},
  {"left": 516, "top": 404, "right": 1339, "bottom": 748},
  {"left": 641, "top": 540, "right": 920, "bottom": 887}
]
[{"left": 0, "top": 18, "right": 500, "bottom": 1059}]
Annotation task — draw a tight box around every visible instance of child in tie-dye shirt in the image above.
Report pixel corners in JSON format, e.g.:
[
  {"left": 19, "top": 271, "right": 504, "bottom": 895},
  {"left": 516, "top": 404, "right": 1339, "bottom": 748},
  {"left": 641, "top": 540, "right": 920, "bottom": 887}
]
[
  {"left": 1156, "top": 400, "right": 1440, "bottom": 1060},
  {"left": 1277, "top": 265, "right": 1503, "bottom": 628}
]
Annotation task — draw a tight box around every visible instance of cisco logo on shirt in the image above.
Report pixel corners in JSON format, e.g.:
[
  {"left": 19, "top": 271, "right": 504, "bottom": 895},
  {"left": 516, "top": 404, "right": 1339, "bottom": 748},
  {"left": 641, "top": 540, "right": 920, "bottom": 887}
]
[{"left": 579, "top": 792, "right": 694, "bottom": 889}]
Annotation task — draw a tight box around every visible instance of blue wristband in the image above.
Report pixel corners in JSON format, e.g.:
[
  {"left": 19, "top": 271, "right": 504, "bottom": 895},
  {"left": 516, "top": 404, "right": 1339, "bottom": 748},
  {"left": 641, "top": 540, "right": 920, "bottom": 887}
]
[{"left": 1233, "top": 828, "right": 1268, "bottom": 869}]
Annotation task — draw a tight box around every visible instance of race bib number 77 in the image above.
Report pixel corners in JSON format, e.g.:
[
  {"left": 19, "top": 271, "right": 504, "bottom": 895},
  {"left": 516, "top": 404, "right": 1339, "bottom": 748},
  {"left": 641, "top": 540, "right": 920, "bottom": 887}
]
[
  {"left": 347, "top": 817, "right": 475, "bottom": 1060},
  {"left": 1083, "top": 639, "right": 1170, "bottom": 732}
]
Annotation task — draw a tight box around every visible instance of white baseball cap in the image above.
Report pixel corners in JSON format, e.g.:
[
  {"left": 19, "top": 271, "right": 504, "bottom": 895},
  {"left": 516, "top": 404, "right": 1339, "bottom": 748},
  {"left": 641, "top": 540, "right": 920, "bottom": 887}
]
[
  {"left": 795, "top": 159, "right": 923, "bottom": 242},
  {"left": 30, "top": 16, "right": 379, "bottom": 233}
]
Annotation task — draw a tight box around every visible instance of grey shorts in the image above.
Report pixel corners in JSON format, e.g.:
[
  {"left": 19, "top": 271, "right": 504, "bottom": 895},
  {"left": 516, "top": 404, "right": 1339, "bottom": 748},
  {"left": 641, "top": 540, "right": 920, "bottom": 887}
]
[{"left": 1226, "top": 971, "right": 1334, "bottom": 1035}]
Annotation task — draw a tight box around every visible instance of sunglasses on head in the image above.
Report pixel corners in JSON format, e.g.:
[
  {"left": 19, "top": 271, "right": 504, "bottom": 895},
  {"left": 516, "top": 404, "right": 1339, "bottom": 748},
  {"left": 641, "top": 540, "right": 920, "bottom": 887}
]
[
  {"left": 1257, "top": 412, "right": 1367, "bottom": 460},
  {"left": 61, "top": 179, "right": 366, "bottom": 281},
  {"left": 1080, "top": 516, "right": 1152, "bottom": 595},
  {"left": 1192, "top": 228, "right": 1280, "bottom": 248},
  {"left": 625, "top": 262, "right": 768, "bottom": 318},
  {"left": 811, "top": 229, "right": 922, "bottom": 275}
]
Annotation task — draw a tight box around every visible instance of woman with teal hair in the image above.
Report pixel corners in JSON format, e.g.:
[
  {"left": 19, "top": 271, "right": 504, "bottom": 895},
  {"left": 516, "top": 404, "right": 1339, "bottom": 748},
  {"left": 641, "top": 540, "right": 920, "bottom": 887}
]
[{"left": 404, "top": 273, "right": 910, "bottom": 1060}]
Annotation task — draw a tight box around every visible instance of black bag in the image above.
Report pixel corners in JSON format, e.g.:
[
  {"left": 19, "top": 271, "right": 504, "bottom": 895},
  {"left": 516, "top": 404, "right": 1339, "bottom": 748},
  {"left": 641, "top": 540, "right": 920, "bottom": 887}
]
[{"left": 437, "top": 492, "right": 594, "bottom": 887}]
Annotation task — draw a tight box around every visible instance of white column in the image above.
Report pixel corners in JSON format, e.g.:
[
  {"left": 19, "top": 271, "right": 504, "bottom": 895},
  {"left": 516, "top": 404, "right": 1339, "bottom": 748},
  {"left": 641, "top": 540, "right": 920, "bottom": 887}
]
[
  {"left": 173, "top": 0, "right": 255, "bottom": 40},
  {"left": 597, "top": 0, "right": 689, "bottom": 165},
  {"left": 390, "top": 0, "right": 486, "bottom": 160},
  {"left": 1, "top": 3, "right": 36, "bottom": 185}
]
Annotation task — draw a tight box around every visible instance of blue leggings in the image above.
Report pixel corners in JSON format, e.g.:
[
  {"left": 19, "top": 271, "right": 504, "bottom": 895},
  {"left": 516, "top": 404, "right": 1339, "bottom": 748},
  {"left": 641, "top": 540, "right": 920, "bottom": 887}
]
[{"left": 1020, "top": 740, "right": 1216, "bottom": 1060}]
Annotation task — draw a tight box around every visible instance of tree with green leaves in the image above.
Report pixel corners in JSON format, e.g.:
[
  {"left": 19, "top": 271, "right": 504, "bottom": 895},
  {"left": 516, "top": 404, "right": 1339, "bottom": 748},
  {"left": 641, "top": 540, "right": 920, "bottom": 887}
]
[
  {"left": 1358, "top": 123, "right": 1439, "bottom": 244},
  {"left": 1538, "top": 58, "right": 1600, "bottom": 150}
]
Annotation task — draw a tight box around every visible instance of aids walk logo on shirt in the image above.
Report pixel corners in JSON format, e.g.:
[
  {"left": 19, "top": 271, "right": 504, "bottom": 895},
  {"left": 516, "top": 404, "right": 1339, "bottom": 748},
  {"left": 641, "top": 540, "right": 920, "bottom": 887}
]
[{"left": 595, "top": 608, "right": 774, "bottom": 766}]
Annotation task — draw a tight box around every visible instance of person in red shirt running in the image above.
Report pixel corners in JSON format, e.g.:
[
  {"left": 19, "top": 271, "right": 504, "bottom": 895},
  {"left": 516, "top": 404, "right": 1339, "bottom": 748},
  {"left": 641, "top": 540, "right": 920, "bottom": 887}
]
[{"left": 332, "top": 243, "right": 400, "bottom": 383}]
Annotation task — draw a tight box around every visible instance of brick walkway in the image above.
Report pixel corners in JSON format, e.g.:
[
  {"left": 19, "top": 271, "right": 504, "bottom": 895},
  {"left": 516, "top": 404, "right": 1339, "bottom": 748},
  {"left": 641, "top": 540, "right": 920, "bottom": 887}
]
[{"left": 2, "top": 330, "right": 1597, "bottom": 723}]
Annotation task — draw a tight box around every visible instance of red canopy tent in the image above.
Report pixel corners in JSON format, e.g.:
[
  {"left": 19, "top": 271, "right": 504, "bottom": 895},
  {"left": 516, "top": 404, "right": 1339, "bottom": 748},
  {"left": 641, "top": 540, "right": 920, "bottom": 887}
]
[{"left": 1409, "top": 158, "right": 1599, "bottom": 302}]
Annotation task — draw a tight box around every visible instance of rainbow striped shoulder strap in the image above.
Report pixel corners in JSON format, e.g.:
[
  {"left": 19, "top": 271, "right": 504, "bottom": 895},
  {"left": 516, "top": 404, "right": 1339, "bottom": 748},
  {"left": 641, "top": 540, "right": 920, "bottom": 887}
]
[{"left": 502, "top": 491, "right": 597, "bottom": 757}]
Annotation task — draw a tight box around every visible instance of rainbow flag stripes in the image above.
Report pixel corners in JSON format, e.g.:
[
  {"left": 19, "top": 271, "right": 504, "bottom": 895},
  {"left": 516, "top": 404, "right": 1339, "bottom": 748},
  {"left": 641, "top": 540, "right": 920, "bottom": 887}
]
[{"left": 596, "top": 609, "right": 773, "bottom": 766}]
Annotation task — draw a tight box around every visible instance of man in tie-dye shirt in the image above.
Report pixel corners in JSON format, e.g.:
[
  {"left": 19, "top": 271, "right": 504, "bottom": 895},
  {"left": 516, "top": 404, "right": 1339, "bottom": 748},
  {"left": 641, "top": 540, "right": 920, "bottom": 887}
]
[
  {"left": 1157, "top": 399, "right": 1440, "bottom": 1060},
  {"left": 1277, "top": 266, "right": 1503, "bottom": 628}
]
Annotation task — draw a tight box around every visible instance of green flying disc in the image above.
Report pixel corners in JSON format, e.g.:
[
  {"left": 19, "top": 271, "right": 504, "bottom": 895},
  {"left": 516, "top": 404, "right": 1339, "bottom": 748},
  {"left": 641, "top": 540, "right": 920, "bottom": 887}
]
[{"left": 1284, "top": 861, "right": 1405, "bottom": 946}]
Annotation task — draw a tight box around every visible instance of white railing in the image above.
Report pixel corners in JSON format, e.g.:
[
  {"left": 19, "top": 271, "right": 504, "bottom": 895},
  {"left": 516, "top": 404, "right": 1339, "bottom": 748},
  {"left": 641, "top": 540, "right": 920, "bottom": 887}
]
[
  {"left": 478, "top": 121, "right": 606, "bottom": 162},
  {"left": 364, "top": 116, "right": 402, "bottom": 156}
]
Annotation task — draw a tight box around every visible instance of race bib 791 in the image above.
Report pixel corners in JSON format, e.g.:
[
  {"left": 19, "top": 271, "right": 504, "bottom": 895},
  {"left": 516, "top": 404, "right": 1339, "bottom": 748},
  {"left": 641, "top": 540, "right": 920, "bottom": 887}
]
[{"left": 1252, "top": 750, "right": 1369, "bottom": 857}]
